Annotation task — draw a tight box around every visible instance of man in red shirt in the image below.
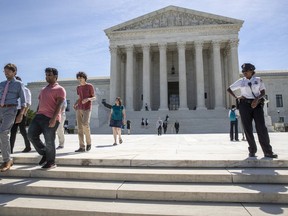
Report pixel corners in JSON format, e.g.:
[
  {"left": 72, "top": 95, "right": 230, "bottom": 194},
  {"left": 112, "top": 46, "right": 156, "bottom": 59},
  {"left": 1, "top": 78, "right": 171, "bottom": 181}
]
[
  {"left": 28, "top": 68, "right": 66, "bottom": 169},
  {"left": 73, "top": 72, "right": 96, "bottom": 152}
]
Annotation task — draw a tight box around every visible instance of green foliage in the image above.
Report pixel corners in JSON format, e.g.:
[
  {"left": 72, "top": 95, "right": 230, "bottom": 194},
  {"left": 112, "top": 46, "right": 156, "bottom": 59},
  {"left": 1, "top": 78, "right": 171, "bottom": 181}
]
[{"left": 26, "top": 109, "right": 36, "bottom": 126}]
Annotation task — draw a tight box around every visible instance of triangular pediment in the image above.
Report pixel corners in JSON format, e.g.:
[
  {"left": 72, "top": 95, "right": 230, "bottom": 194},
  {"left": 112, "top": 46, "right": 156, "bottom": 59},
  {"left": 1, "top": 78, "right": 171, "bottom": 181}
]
[{"left": 105, "top": 5, "right": 243, "bottom": 33}]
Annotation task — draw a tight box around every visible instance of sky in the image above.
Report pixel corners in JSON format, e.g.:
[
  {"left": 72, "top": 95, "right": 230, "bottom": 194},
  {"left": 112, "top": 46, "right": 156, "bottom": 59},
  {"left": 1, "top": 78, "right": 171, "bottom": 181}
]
[{"left": 0, "top": 0, "right": 287, "bottom": 84}]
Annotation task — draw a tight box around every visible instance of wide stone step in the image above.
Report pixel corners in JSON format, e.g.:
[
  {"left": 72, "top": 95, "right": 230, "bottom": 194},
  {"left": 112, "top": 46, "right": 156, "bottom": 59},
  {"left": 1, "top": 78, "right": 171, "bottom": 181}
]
[
  {"left": 3, "top": 194, "right": 288, "bottom": 216},
  {"left": 12, "top": 155, "right": 288, "bottom": 168},
  {"left": 0, "top": 177, "right": 287, "bottom": 203},
  {"left": 1, "top": 165, "right": 288, "bottom": 184}
]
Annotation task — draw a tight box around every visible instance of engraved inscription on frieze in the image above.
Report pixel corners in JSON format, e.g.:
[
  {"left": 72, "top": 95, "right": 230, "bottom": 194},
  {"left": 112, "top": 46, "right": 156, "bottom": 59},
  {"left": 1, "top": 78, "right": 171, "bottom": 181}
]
[{"left": 115, "top": 11, "right": 232, "bottom": 31}]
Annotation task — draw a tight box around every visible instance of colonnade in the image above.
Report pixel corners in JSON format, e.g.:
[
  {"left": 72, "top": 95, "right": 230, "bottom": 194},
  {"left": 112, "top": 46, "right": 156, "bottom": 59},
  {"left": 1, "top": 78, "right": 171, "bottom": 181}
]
[{"left": 109, "top": 39, "right": 239, "bottom": 111}]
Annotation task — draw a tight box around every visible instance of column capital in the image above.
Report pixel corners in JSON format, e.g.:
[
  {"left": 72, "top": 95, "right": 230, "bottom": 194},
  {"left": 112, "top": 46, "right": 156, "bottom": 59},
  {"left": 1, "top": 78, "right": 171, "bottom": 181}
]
[
  {"left": 177, "top": 41, "right": 186, "bottom": 50},
  {"left": 158, "top": 42, "right": 167, "bottom": 50},
  {"left": 142, "top": 43, "right": 150, "bottom": 51},
  {"left": 125, "top": 44, "right": 134, "bottom": 52},
  {"left": 109, "top": 45, "right": 118, "bottom": 53},
  {"left": 229, "top": 39, "right": 239, "bottom": 48},
  {"left": 194, "top": 41, "right": 204, "bottom": 49},
  {"left": 212, "top": 40, "right": 222, "bottom": 48}
]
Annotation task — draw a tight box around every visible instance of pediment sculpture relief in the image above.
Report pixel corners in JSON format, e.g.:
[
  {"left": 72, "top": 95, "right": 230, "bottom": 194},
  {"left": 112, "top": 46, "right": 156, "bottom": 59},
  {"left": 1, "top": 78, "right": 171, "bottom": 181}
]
[{"left": 115, "top": 11, "right": 232, "bottom": 31}]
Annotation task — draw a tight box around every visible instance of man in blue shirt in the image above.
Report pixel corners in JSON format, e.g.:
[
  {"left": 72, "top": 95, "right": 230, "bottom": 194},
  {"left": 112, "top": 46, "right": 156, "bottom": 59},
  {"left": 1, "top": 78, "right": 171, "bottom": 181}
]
[{"left": 0, "top": 63, "right": 26, "bottom": 172}]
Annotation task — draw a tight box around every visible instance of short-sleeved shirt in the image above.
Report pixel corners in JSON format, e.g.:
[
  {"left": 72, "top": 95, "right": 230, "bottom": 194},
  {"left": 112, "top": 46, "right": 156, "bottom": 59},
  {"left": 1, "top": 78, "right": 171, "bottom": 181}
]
[
  {"left": 76, "top": 83, "right": 95, "bottom": 110},
  {"left": 229, "top": 76, "right": 265, "bottom": 99},
  {"left": 37, "top": 83, "right": 66, "bottom": 121}
]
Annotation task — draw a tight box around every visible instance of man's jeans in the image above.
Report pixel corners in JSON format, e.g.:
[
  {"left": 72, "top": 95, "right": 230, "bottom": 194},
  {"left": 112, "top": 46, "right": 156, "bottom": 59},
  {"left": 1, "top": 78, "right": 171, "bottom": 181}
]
[{"left": 28, "top": 114, "right": 59, "bottom": 163}]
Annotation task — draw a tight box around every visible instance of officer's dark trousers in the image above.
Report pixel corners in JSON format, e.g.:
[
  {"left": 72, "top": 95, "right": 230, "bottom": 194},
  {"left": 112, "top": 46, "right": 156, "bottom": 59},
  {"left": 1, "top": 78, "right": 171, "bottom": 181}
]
[{"left": 239, "top": 101, "right": 273, "bottom": 155}]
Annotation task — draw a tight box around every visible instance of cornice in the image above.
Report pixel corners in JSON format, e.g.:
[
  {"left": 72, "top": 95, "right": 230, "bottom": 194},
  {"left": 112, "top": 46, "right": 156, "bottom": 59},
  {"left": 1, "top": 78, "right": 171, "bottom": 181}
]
[{"left": 107, "top": 24, "right": 242, "bottom": 42}]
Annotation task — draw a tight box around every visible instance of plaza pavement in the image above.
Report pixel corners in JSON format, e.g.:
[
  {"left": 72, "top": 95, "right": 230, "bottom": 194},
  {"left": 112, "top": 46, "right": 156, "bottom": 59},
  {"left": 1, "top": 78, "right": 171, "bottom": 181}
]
[{"left": 8, "top": 132, "right": 288, "bottom": 165}]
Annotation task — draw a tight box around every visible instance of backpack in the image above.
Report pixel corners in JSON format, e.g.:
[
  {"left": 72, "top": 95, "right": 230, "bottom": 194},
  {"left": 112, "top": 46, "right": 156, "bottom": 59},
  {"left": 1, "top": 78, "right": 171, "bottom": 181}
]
[{"left": 230, "top": 110, "right": 236, "bottom": 121}]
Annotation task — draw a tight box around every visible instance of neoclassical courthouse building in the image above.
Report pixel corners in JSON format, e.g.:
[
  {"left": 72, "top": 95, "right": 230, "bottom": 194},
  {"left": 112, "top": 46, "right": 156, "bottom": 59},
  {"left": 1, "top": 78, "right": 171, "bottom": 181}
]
[{"left": 27, "top": 6, "right": 287, "bottom": 133}]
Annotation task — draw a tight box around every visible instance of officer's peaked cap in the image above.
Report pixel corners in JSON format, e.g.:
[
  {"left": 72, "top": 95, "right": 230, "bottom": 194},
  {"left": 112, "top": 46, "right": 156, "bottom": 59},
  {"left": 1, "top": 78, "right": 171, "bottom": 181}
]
[{"left": 241, "top": 63, "right": 256, "bottom": 72}]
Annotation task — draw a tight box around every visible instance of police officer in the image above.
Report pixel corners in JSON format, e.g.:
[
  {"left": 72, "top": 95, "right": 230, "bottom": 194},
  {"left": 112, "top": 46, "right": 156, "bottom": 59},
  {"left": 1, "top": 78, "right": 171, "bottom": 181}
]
[{"left": 227, "top": 63, "right": 278, "bottom": 158}]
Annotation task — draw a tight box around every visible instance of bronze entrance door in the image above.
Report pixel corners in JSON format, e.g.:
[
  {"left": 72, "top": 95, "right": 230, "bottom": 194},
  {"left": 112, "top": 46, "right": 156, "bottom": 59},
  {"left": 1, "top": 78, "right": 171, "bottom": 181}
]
[{"left": 168, "top": 82, "right": 179, "bottom": 110}]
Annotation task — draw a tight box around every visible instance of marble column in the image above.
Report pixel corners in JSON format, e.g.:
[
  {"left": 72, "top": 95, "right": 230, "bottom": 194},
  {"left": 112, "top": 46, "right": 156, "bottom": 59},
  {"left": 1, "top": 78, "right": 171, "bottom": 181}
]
[
  {"left": 229, "top": 39, "right": 240, "bottom": 83},
  {"left": 142, "top": 44, "right": 151, "bottom": 110},
  {"left": 212, "top": 40, "right": 225, "bottom": 109},
  {"left": 195, "top": 41, "right": 207, "bottom": 110},
  {"left": 158, "top": 43, "right": 168, "bottom": 111},
  {"left": 109, "top": 45, "right": 118, "bottom": 103},
  {"left": 177, "top": 42, "right": 188, "bottom": 110},
  {"left": 125, "top": 45, "right": 134, "bottom": 111}
]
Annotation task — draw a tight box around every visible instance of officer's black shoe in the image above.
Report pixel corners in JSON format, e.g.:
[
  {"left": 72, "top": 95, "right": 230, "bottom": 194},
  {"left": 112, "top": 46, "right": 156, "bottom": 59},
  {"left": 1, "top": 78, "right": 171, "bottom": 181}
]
[
  {"left": 249, "top": 153, "right": 256, "bottom": 157},
  {"left": 265, "top": 153, "right": 278, "bottom": 159}
]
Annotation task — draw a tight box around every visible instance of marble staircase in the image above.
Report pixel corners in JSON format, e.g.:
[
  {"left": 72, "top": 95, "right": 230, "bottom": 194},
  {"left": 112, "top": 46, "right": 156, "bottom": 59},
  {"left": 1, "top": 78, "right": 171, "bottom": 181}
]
[
  {"left": 1, "top": 158, "right": 288, "bottom": 215},
  {"left": 96, "top": 109, "right": 232, "bottom": 134}
]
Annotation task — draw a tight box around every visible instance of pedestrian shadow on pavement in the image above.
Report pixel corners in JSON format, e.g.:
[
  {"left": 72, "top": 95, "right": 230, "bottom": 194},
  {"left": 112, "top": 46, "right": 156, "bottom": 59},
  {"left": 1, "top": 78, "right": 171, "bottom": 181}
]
[{"left": 95, "top": 144, "right": 115, "bottom": 148}]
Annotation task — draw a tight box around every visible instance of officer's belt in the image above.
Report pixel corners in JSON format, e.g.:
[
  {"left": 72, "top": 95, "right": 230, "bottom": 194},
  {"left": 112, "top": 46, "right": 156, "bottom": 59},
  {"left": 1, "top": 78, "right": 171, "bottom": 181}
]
[{"left": 240, "top": 99, "right": 254, "bottom": 104}]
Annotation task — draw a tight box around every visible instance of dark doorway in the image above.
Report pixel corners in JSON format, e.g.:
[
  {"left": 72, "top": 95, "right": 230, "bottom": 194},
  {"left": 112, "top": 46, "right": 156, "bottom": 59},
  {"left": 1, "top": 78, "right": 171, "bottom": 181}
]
[{"left": 168, "top": 82, "right": 179, "bottom": 110}]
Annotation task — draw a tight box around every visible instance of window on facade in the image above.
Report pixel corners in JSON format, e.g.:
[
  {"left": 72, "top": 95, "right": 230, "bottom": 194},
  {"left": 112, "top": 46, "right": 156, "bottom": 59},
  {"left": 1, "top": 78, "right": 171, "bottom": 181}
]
[
  {"left": 276, "top": 94, "right": 283, "bottom": 107},
  {"left": 66, "top": 100, "right": 70, "bottom": 112}
]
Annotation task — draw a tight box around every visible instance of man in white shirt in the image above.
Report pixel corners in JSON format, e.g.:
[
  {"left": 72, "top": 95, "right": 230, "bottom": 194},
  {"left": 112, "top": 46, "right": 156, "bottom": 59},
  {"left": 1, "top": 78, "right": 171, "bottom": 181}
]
[{"left": 10, "top": 76, "right": 32, "bottom": 153}]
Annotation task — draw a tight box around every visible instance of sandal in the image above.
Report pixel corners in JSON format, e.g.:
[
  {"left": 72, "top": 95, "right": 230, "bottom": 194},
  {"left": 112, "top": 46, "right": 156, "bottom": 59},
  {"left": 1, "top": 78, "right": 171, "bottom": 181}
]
[{"left": 119, "top": 138, "right": 123, "bottom": 144}]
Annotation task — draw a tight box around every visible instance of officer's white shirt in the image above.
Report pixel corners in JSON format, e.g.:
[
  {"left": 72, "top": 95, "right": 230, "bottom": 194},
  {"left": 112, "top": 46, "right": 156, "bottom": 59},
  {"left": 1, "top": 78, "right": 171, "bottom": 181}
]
[{"left": 229, "top": 76, "right": 265, "bottom": 99}]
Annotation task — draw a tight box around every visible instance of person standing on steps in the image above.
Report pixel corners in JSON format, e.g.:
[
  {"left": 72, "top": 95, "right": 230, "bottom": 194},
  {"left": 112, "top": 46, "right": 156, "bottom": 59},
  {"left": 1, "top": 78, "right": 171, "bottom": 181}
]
[
  {"left": 28, "top": 67, "right": 66, "bottom": 169},
  {"left": 0, "top": 63, "right": 26, "bottom": 172},
  {"left": 10, "top": 76, "right": 32, "bottom": 153},
  {"left": 56, "top": 99, "right": 67, "bottom": 149},
  {"left": 74, "top": 72, "right": 96, "bottom": 153},
  {"left": 227, "top": 63, "right": 278, "bottom": 158},
  {"left": 174, "top": 120, "right": 180, "bottom": 134}
]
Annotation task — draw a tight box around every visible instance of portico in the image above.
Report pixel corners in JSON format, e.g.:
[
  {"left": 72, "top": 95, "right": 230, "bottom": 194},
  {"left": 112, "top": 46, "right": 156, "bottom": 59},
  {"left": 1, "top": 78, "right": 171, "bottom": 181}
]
[{"left": 105, "top": 6, "right": 243, "bottom": 111}]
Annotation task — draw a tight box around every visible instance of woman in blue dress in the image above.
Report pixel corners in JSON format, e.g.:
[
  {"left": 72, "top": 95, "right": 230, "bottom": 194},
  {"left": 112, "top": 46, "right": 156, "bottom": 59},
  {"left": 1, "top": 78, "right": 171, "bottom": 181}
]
[{"left": 109, "top": 97, "right": 126, "bottom": 145}]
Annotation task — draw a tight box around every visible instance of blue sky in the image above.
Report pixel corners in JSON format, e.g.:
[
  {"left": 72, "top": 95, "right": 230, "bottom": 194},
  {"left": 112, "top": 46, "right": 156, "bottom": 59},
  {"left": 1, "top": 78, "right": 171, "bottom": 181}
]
[{"left": 0, "top": 0, "right": 287, "bottom": 84}]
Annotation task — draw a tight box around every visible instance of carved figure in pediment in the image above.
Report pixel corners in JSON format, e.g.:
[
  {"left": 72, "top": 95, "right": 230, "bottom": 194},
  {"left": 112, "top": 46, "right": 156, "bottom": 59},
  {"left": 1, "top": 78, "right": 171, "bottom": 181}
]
[{"left": 113, "top": 10, "right": 233, "bottom": 31}]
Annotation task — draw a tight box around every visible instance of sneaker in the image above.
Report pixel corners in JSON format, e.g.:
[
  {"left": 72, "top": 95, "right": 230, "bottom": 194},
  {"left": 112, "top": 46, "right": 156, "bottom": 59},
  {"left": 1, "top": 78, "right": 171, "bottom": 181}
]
[
  {"left": 75, "top": 148, "right": 85, "bottom": 152},
  {"left": 113, "top": 143, "right": 118, "bottom": 146},
  {"left": 41, "top": 162, "right": 57, "bottom": 169},
  {"left": 0, "top": 159, "right": 13, "bottom": 172},
  {"left": 22, "top": 147, "right": 31, "bottom": 153},
  {"left": 119, "top": 138, "right": 123, "bottom": 144},
  {"left": 38, "top": 155, "right": 47, "bottom": 166},
  {"left": 56, "top": 146, "right": 64, "bottom": 150},
  {"left": 86, "top": 145, "right": 91, "bottom": 151}
]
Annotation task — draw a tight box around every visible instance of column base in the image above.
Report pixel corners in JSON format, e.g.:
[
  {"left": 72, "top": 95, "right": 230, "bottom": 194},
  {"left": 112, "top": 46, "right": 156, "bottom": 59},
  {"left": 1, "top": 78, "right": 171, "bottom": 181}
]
[
  {"left": 214, "top": 106, "right": 225, "bottom": 110},
  {"left": 196, "top": 106, "right": 207, "bottom": 110},
  {"left": 158, "top": 107, "right": 169, "bottom": 111},
  {"left": 178, "top": 107, "right": 189, "bottom": 111}
]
